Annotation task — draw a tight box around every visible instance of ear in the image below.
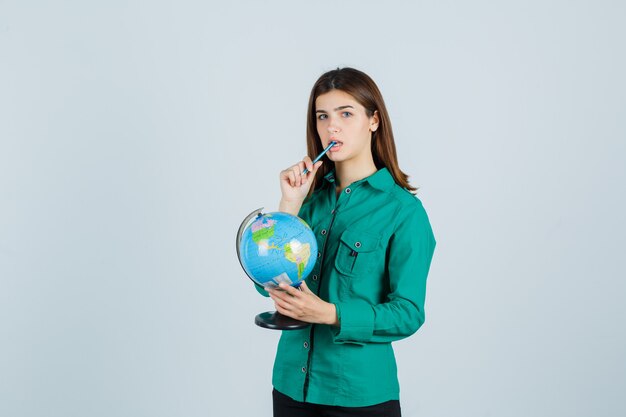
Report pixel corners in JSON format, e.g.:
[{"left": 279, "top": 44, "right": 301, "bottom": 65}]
[{"left": 369, "top": 110, "right": 380, "bottom": 132}]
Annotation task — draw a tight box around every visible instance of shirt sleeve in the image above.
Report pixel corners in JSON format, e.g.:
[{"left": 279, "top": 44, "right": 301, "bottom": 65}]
[
  {"left": 332, "top": 200, "right": 436, "bottom": 344},
  {"left": 253, "top": 282, "right": 270, "bottom": 297}
]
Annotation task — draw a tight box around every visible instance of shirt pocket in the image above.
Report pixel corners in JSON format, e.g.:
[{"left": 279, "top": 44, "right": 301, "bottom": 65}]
[{"left": 334, "top": 228, "right": 381, "bottom": 277}]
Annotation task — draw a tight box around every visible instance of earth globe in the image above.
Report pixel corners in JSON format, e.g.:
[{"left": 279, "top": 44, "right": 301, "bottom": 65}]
[{"left": 236, "top": 208, "right": 318, "bottom": 330}]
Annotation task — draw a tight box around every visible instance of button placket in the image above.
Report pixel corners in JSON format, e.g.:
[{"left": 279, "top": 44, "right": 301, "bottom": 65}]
[
  {"left": 336, "top": 185, "right": 355, "bottom": 209},
  {"left": 316, "top": 214, "right": 334, "bottom": 263},
  {"left": 302, "top": 198, "right": 339, "bottom": 401}
]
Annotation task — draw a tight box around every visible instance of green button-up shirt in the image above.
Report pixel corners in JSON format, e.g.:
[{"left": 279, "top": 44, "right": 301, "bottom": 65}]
[{"left": 256, "top": 167, "right": 436, "bottom": 407}]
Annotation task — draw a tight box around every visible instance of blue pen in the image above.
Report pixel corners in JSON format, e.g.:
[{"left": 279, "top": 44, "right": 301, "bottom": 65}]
[{"left": 302, "top": 141, "right": 337, "bottom": 175}]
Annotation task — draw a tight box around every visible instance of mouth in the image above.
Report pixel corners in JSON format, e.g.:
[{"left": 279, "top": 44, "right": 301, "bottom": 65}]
[{"left": 329, "top": 139, "right": 343, "bottom": 152}]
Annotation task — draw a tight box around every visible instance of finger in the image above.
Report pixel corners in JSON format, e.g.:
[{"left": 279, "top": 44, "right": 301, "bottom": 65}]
[
  {"left": 274, "top": 302, "right": 292, "bottom": 317},
  {"left": 281, "top": 168, "right": 293, "bottom": 182},
  {"left": 303, "top": 156, "right": 313, "bottom": 176},
  {"left": 268, "top": 287, "right": 282, "bottom": 298},
  {"left": 312, "top": 160, "right": 323, "bottom": 174},
  {"left": 270, "top": 292, "right": 299, "bottom": 313},
  {"left": 274, "top": 302, "right": 285, "bottom": 314},
  {"left": 302, "top": 158, "right": 314, "bottom": 184},
  {"left": 272, "top": 295, "right": 294, "bottom": 312},
  {"left": 291, "top": 166, "right": 302, "bottom": 187},
  {"left": 287, "top": 170, "right": 296, "bottom": 187},
  {"left": 271, "top": 287, "right": 299, "bottom": 305},
  {"left": 299, "top": 281, "right": 313, "bottom": 294},
  {"left": 279, "top": 282, "right": 302, "bottom": 298}
]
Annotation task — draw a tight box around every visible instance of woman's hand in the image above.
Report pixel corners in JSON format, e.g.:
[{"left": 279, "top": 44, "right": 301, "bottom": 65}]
[
  {"left": 266, "top": 281, "right": 338, "bottom": 326},
  {"left": 279, "top": 157, "right": 323, "bottom": 215}
]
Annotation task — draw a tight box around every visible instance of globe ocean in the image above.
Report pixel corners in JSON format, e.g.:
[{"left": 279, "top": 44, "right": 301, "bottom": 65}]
[{"left": 238, "top": 212, "right": 318, "bottom": 288}]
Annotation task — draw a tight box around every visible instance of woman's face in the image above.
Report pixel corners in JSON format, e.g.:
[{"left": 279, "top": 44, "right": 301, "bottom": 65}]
[{"left": 315, "top": 89, "right": 379, "bottom": 164}]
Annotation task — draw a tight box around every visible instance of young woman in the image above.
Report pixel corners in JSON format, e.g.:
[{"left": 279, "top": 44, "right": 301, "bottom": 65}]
[{"left": 258, "top": 67, "right": 436, "bottom": 417}]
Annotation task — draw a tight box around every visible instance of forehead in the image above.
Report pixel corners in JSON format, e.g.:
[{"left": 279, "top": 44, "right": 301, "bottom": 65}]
[{"left": 315, "top": 90, "right": 363, "bottom": 110}]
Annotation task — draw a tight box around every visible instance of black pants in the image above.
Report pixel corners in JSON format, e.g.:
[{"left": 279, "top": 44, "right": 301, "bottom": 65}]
[{"left": 273, "top": 389, "right": 402, "bottom": 417}]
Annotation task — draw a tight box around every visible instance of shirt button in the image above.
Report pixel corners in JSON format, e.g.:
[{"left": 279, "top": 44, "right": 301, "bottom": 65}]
[
  {"left": 331, "top": 209, "right": 335, "bottom": 214},
  {"left": 312, "top": 275, "right": 318, "bottom": 281},
  {"left": 321, "top": 229, "right": 327, "bottom": 235},
  {"left": 303, "top": 341, "right": 309, "bottom": 349},
  {"left": 355, "top": 242, "right": 361, "bottom": 248},
  {"left": 317, "top": 252, "right": 321, "bottom": 258},
  {"left": 301, "top": 367, "right": 307, "bottom": 373},
  {"left": 345, "top": 188, "right": 351, "bottom": 194}
]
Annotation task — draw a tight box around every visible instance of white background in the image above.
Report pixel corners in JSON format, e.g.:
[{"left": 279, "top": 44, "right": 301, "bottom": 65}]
[{"left": 1, "top": 1, "right": 624, "bottom": 416}]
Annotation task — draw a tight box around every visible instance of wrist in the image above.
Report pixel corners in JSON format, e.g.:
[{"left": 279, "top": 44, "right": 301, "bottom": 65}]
[
  {"left": 326, "top": 303, "right": 339, "bottom": 326},
  {"left": 279, "top": 198, "right": 302, "bottom": 216}
]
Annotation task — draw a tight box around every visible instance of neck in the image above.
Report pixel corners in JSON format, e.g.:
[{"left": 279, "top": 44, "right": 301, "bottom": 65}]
[{"left": 334, "top": 156, "right": 378, "bottom": 190}]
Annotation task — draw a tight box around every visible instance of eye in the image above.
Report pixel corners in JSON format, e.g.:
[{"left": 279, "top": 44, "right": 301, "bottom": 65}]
[
  {"left": 317, "top": 114, "right": 328, "bottom": 120},
  {"left": 341, "top": 111, "right": 352, "bottom": 118}
]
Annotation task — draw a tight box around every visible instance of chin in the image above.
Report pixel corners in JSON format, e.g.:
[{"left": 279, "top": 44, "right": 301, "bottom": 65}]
[{"left": 328, "top": 153, "right": 344, "bottom": 162}]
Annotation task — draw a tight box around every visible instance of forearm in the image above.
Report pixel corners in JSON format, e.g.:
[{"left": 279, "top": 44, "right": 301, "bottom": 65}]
[
  {"left": 370, "top": 298, "right": 424, "bottom": 342},
  {"left": 332, "top": 297, "right": 423, "bottom": 345}
]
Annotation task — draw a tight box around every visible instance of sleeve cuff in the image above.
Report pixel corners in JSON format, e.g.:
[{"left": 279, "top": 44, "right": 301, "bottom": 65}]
[
  {"left": 332, "top": 299, "right": 375, "bottom": 345},
  {"left": 254, "top": 282, "right": 270, "bottom": 297}
]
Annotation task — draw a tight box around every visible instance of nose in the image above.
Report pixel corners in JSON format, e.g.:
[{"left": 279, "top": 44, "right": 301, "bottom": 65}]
[{"left": 327, "top": 125, "right": 340, "bottom": 134}]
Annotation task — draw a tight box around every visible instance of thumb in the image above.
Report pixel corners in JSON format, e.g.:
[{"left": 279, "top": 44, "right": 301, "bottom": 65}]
[{"left": 312, "top": 160, "right": 323, "bottom": 174}]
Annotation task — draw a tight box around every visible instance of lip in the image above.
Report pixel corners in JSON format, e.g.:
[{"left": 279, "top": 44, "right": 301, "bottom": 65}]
[{"left": 329, "top": 140, "right": 343, "bottom": 152}]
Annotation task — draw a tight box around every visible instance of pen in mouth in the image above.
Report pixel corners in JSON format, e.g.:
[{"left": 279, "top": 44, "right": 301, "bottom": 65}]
[{"left": 302, "top": 141, "right": 337, "bottom": 175}]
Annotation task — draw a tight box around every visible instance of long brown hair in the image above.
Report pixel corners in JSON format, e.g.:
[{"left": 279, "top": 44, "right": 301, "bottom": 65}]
[{"left": 305, "top": 67, "right": 417, "bottom": 200}]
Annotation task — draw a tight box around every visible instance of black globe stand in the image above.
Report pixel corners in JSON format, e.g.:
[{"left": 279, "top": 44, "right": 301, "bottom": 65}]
[
  {"left": 237, "top": 207, "right": 311, "bottom": 331},
  {"left": 255, "top": 311, "right": 310, "bottom": 330}
]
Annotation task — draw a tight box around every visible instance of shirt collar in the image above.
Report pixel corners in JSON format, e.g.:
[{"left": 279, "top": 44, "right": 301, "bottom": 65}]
[
  {"left": 323, "top": 170, "right": 337, "bottom": 184},
  {"left": 323, "top": 167, "right": 395, "bottom": 192}
]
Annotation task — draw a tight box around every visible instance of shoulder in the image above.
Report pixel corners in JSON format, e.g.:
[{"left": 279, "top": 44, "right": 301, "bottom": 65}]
[
  {"left": 386, "top": 184, "right": 433, "bottom": 235},
  {"left": 386, "top": 183, "right": 427, "bottom": 215},
  {"left": 389, "top": 184, "right": 424, "bottom": 206}
]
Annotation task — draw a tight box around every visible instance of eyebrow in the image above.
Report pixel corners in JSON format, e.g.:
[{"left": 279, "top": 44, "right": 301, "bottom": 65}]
[{"left": 315, "top": 105, "right": 355, "bottom": 113}]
